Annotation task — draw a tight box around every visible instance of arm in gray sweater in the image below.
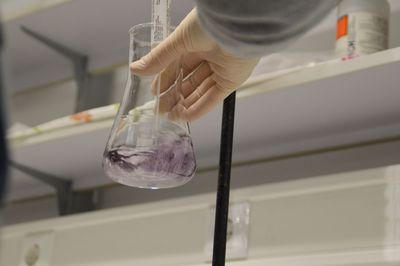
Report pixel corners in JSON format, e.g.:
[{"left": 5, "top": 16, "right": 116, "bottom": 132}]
[{"left": 195, "top": 0, "right": 339, "bottom": 57}]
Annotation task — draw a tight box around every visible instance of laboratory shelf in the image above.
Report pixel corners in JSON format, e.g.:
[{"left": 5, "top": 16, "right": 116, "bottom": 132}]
[
  {"left": 2, "top": 168, "right": 400, "bottom": 265},
  {"left": 238, "top": 46, "right": 400, "bottom": 98},
  {"left": 8, "top": 47, "right": 400, "bottom": 201}
]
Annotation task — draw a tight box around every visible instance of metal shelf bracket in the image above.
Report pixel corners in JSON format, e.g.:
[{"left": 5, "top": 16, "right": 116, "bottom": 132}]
[
  {"left": 20, "top": 25, "right": 96, "bottom": 112},
  {"left": 10, "top": 161, "right": 97, "bottom": 216}
]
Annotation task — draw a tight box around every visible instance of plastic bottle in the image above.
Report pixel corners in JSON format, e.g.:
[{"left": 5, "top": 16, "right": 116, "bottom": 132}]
[{"left": 335, "top": 0, "right": 390, "bottom": 58}]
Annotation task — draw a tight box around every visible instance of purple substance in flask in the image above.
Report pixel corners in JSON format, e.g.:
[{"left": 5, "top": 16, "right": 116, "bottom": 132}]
[{"left": 103, "top": 132, "right": 196, "bottom": 187}]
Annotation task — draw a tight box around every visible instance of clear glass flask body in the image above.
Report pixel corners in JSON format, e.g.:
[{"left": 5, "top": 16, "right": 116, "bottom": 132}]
[{"left": 102, "top": 23, "right": 196, "bottom": 189}]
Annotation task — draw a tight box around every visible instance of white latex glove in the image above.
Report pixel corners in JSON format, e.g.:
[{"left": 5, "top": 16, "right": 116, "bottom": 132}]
[{"left": 130, "top": 8, "right": 260, "bottom": 122}]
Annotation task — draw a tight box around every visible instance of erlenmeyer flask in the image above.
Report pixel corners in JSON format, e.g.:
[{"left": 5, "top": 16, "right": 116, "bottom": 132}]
[{"left": 103, "top": 23, "right": 196, "bottom": 189}]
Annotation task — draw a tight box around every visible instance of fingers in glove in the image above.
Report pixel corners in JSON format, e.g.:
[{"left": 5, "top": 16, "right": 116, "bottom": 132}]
[
  {"left": 182, "top": 75, "right": 216, "bottom": 108},
  {"left": 151, "top": 54, "right": 204, "bottom": 95},
  {"left": 157, "top": 80, "right": 184, "bottom": 114},
  {"left": 187, "top": 84, "right": 231, "bottom": 122},
  {"left": 180, "top": 61, "right": 212, "bottom": 97},
  {"left": 130, "top": 30, "right": 187, "bottom": 76},
  {"left": 157, "top": 61, "right": 212, "bottom": 114},
  {"left": 168, "top": 76, "right": 217, "bottom": 121}
]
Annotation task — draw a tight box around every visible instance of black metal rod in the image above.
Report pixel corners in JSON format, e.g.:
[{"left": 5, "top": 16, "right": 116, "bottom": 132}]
[
  {"left": 212, "top": 91, "right": 236, "bottom": 266},
  {"left": 0, "top": 21, "right": 7, "bottom": 204}
]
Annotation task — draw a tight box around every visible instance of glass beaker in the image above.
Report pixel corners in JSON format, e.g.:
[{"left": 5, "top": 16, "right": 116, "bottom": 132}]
[{"left": 102, "top": 23, "right": 196, "bottom": 189}]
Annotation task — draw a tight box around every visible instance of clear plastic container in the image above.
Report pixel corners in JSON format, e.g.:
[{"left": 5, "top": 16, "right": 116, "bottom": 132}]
[{"left": 102, "top": 23, "right": 196, "bottom": 189}]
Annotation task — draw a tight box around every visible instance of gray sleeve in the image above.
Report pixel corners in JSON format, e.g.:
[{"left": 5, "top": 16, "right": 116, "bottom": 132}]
[{"left": 195, "top": 0, "right": 339, "bottom": 58}]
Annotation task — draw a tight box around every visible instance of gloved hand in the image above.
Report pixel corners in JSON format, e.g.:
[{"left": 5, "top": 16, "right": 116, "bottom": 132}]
[{"left": 130, "top": 9, "right": 259, "bottom": 122}]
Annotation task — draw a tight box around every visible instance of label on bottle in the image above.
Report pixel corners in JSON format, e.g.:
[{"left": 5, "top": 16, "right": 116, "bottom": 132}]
[{"left": 335, "top": 12, "right": 388, "bottom": 58}]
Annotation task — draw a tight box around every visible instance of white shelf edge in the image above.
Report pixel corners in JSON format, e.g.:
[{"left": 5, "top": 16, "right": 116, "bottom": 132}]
[
  {"left": 10, "top": 119, "right": 113, "bottom": 149},
  {"left": 237, "top": 47, "right": 400, "bottom": 98},
  {"left": 1, "top": 0, "right": 72, "bottom": 22}
]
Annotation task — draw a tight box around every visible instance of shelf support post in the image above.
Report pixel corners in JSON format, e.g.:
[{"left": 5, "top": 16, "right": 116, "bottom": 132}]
[
  {"left": 10, "top": 161, "right": 97, "bottom": 216},
  {"left": 20, "top": 26, "right": 97, "bottom": 112}
]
